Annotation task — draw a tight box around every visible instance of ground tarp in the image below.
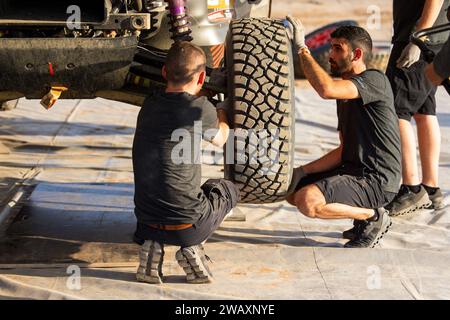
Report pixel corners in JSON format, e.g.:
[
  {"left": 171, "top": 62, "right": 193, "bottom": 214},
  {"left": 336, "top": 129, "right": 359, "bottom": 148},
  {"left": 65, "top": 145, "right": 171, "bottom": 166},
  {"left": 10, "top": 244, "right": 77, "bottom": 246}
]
[{"left": 0, "top": 83, "right": 449, "bottom": 299}]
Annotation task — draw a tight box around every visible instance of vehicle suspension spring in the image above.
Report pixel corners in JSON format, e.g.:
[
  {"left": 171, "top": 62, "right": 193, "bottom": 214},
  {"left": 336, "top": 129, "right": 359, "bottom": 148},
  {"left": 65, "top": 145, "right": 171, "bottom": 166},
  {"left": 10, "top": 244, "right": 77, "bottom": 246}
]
[{"left": 167, "top": 0, "right": 192, "bottom": 42}]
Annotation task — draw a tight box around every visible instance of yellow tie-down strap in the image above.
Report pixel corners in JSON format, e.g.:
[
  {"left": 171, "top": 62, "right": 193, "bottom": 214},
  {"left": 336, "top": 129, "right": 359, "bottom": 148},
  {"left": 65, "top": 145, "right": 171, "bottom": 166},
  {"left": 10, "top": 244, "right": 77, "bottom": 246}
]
[{"left": 40, "top": 86, "right": 68, "bottom": 110}]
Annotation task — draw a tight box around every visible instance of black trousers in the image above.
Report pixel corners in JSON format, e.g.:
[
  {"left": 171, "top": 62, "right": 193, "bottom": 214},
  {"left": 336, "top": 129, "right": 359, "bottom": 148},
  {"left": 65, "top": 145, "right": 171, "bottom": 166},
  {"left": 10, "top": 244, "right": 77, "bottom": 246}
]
[
  {"left": 134, "top": 179, "right": 240, "bottom": 247},
  {"left": 386, "top": 42, "right": 437, "bottom": 121},
  {"left": 295, "top": 168, "right": 396, "bottom": 209}
]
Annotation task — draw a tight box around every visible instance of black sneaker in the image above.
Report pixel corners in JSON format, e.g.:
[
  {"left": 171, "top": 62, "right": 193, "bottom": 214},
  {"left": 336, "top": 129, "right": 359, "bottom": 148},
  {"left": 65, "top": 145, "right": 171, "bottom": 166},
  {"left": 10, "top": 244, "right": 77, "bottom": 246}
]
[
  {"left": 425, "top": 187, "right": 446, "bottom": 210},
  {"left": 176, "top": 244, "right": 213, "bottom": 284},
  {"left": 344, "top": 208, "right": 392, "bottom": 248},
  {"left": 342, "top": 220, "right": 365, "bottom": 240},
  {"left": 386, "top": 185, "right": 431, "bottom": 217},
  {"left": 136, "top": 240, "right": 164, "bottom": 284}
]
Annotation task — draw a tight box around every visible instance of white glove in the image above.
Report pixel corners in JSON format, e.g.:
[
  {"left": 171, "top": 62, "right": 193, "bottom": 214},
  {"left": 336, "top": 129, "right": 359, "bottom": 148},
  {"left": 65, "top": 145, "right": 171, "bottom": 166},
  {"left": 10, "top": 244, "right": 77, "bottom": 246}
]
[
  {"left": 286, "top": 15, "right": 307, "bottom": 52},
  {"left": 396, "top": 43, "right": 421, "bottom": 68}
]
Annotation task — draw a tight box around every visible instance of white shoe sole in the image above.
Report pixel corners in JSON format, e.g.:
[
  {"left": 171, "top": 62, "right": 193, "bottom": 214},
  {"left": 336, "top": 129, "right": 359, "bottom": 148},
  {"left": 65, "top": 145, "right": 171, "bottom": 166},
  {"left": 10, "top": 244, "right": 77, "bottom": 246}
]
[
  {"left": 369, "top": 216, "right": 392, "bottom": 248},
  {"left": 176, "top": 247, "right": 213, "bottom": 284},
  {"left": 345, "top": 214, "right": 392, "bottom": 248},
  {"left": 136, "top": 241, "right": 164, "bottom": 284}
]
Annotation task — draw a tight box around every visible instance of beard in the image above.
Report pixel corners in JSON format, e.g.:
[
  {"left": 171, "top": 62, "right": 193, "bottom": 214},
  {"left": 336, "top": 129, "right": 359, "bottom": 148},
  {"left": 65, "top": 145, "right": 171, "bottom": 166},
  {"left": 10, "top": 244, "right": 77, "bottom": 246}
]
[{"left": 329, "top": 55, "right": 353, "bottom": 77}]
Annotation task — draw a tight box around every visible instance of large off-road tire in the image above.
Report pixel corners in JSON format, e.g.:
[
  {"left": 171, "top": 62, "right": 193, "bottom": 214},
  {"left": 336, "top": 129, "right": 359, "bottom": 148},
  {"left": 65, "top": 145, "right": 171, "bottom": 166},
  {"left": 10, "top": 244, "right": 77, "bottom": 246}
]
[{"left": 225, "top": 18, "right": 295, "bottom": 204}]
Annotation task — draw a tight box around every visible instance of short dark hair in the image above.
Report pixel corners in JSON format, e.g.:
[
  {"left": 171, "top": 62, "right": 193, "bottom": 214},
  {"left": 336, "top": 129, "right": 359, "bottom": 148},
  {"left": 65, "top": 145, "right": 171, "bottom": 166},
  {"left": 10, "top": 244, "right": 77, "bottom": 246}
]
[
  {"left": 331, "top": 26, "right": 373, "bottom": 64},
  {"left": 165, "top": 41, "right": 206, "bottom": 86}
]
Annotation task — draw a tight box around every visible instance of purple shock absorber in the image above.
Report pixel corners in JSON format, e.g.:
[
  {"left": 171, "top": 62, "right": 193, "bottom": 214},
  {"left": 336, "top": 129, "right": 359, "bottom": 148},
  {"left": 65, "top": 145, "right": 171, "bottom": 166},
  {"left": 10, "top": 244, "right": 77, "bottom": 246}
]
[
  {"left": 168, "top": 0, "right": 185, "bottom": 15},
  {"left": 167, "top": 0, "right": 193, "bottom": 42}
]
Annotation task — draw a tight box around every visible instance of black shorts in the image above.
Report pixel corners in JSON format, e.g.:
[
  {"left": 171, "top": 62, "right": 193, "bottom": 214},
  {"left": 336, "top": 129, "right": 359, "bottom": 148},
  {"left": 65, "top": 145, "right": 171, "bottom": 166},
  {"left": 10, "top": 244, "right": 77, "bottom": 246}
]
[
  {"left": 295, "top": 168, "right": 396, "bottom": 209},
  {"left": 134, "top": 179, "right": 240, "bottom": 248},
  {"left": 386, "top": 42, "right": 437, "bottom": 121}
]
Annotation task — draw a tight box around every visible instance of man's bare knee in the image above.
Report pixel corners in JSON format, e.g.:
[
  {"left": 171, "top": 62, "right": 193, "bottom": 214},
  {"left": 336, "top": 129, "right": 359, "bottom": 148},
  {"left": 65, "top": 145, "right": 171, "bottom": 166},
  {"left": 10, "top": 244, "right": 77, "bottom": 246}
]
[
  {"left": 286, "top": 193, "right": 296, "bottom": 206},
  {"left": 295, "top": 185, "right": 326, "bottom": 218}
]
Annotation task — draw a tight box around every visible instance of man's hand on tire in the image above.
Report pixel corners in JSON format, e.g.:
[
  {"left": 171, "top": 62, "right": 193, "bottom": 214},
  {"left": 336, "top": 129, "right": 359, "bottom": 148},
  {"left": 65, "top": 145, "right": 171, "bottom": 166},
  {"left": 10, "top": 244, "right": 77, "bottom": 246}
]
[
  {"left": 286, "top": 15, "right": 308, "bottom": 52},
  {"left": 396, "top": 43, "right": 421, "bottom": 68},
  {"left": 209, "top": 67, "right": 227, "bottom": 89},
  {"left": 216, "top": 98, "right": 230, "bottom": 112}
]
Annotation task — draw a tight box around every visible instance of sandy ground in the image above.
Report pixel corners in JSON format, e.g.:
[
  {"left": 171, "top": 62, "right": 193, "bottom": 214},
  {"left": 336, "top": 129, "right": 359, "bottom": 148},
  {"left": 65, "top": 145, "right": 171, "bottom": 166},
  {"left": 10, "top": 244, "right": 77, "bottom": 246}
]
[
  {"left": 271, "top": 0, "right": 393, "bottom": 41},
  {"left": 0, "top": 83, "right": 449, "bottom": 299}
]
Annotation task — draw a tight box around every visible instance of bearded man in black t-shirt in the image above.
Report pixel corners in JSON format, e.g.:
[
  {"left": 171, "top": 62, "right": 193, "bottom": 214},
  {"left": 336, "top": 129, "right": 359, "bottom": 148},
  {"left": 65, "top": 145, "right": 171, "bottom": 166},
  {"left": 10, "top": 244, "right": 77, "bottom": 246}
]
[
  {"left": 286, "top": 18, "right": 402, "bottom": 248},
  {"left": 132, "top": 42, "right": 240, "bottom": 284}
]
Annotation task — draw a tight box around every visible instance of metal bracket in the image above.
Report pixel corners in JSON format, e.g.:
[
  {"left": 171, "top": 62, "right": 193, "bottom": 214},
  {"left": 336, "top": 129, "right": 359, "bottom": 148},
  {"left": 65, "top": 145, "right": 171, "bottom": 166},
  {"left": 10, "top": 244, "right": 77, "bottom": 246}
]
[{"left": 94, "top": 13, "right": 151, "bottom": 30}]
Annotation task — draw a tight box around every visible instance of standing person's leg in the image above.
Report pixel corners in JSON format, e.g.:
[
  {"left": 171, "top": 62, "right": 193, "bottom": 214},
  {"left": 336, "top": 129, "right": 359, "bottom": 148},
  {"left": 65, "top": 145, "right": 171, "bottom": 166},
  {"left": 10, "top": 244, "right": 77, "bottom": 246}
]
[
  {"left": 414, "top": 98, "right": 445, "bottom": 209},
  {"left": 387, "top": 118, "right": 433, "bottom": 215},
  {"left": 385, "top": 60, "right": 435, "bottom": 215},
  {"left": 386, "top": 43, "right": 421, "bottom": 191},
  {"left": 386, "top": 44, "right": 415, "bottom": 187},
  {"left": 399, "top": 118, "right": 420, "bottom": 186},
  {"left": 415, "top": 114, "right": 440, "bottom": 187}
]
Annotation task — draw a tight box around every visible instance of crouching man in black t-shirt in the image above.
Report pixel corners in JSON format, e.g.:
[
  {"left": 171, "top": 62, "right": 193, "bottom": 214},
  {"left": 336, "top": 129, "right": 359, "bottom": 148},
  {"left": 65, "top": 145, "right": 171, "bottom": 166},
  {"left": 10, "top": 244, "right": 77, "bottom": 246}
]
[
  {"left": 286, "top": 17, "right": 402, "bottom": 248},
  {"left": 132, "top": 42, "right": 240, "bottom": 284}
]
